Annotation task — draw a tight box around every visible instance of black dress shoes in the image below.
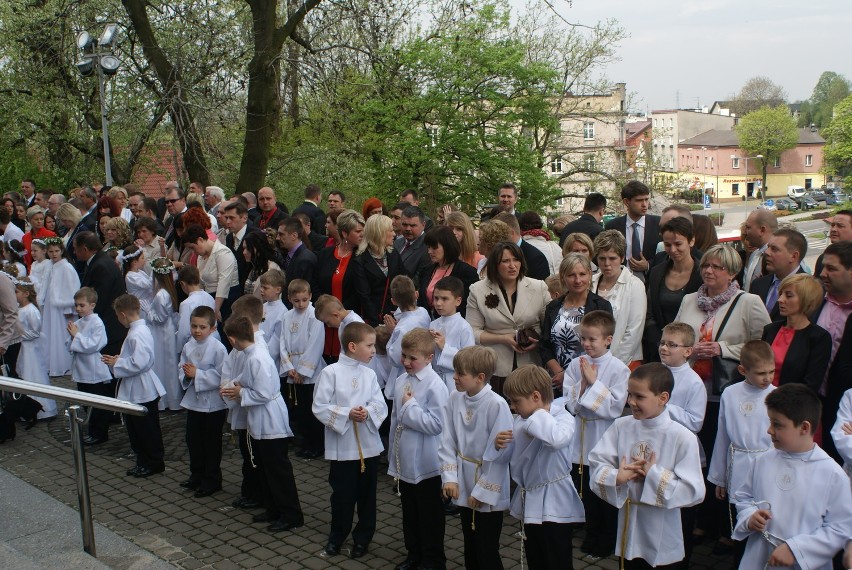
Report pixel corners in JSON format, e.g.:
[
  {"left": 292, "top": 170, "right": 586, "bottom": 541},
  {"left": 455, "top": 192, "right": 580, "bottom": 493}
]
[
  {"left": 324, "top": 542, "right": 341, "bottom": 556},
  {"left": 252, "top": 512, "right": 279, "bottom": 523},
  {"left": 126, "top": 466, "right": 142, "bottom": 476},
  {"left": 232, "top": 497, "right": 262, "bottom": 509},
  {"left": 82, "top": 435, "right": 107, "bottom": 446},
  {"left": 267, "top": 520, "right": 303, "bottom": 532},
  {"left": 194, "top": 487, "right": 220, "bottom": 498},
  {"left": 394, "top": 558, "right": 421, "bottom": 570},
  {"left": 351, "top": 544, "right": 368, "bottom": 559},
  {"left": 180, "top": 478, "right": 200, "bottom": 490},
  {"left": 302, "top": 449, "right": 323, "bottom": 459},
  {"left": 133, "top": 466, "right": 164, "bottom": 478}
]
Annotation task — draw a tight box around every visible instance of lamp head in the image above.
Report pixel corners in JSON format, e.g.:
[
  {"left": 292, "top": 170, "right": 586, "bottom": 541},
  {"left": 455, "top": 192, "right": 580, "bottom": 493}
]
[
  {"left": 77, "top": 31, "right": 93, "bottom": 51},
  {"left": 100, "top": 55, "right": 120, "bottom": 76},
  {"left": 76, "top": 58, "right": 95, "bottom": 77},
  {"left": 98, "top": 24, "right": 119, "bottom": 48}
]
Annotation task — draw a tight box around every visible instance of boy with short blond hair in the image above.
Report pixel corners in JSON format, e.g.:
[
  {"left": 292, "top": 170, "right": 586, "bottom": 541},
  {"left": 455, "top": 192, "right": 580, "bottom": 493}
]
[
  {"left": 68, "top": 287, "right": 114, "bottom": 444},
  {"left": 220, "top": 315, "right": 303, "bottom": 533},
  {"left": 735, "top": 384, "right": 852, "bottom": 569},
  {"left": 439, "top": 346, "right": 512, "bottom": 569},
  {"left": 589, "top": 363, "right": 705, "bottom": 569},
  {"left": 429, "top": 276, "right": 475, "bottom": 392},
  {"left": 178, "top": 305, "right": 228, "bottom": 497},
  {"left": 388, "top": 328, "right": 449, "bottom": 570},
  {"left": 177, "top": 265, "right": 218, "bottom": 347},
  {"left": 315, "top": 294, "right": 365, "bottom": 365},
  {"left": 312, "top": 321, "right": 388, "bottom": 559},
  {"left": 495, "top": 364, "right": 584, "bottom": 569},
  {"left": 385, "top": 275, "right": 431, "bottom": 393},
  {"left": 708, "top": 340, "right": 776, "bottom": 530},
  {"left": 280, "top": 279, "right": 326, "bottom": 458},
  {"left": 258, "top": 268, "right": 288, "bottom": 364},
  {"left": 562, "top": 309, "right": 630, "bottom": 557}
]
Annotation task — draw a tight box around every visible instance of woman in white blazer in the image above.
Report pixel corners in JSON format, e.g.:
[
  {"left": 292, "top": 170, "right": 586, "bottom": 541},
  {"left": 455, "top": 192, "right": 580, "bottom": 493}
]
[
  {"left": 466, "top": 242, "right": 550, "bottom": 394},
  {"left": 590, "top": 230, "right": 646, "bottom": 366}
]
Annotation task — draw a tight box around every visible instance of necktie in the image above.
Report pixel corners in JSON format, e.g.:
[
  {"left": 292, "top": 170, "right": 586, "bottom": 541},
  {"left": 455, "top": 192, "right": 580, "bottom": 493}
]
[
  {"left": 402, "top": 241, "right": 411, "bottom": 254},
  {"left": 766, "top": 277, "right": 780, "bottom": 313},
  {"left": 631, "top": 222, "right": 642, "bottom": 260},
  {"left": 282, "top": 254, "right": 291, "bottom": 272},
  {"left": 226, "top": 233, "right": 235, "bottom": 251}
]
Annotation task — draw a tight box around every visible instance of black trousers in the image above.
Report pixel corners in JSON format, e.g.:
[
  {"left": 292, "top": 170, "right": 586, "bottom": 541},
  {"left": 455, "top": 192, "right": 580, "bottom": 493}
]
[
  {"left": 328, "top": 456, "right": 378, "bottom": 546},
  {"left": 678, "top": 504, "right": 698, "bottom": 568},
  {"left": 696, "top": 401, "right": 727, "bottom": 537},
  {"left": 236, "top": 428, "right": 262, "bottom": 501},
  {"left": 459, "top": 507, "right": 503, "bottom": 570},
  {"left": 572, "top": 463, "right": 617, "bottom": 552},
  {"left": 124, "top": 398, "right": 164, "bottom": 470},
  {"left": 252, "top": 437, "right": 303, "bottom": 524},
  {"left": 523, "top": 522, "right": 573, "bottom": 570},
  {"left": 399, "top": 476, "right": 446, "bottom": 568},
  {"left": 185, "top": 409, "right": 226, "bottom": 491},
  {"left": 624, "top": 558, "right": 681, "bottom": 569},
  {"left": 295, "top": 383, "right": 323, "bottom": 453},
  {"left": 77, "top": 380, "right": 115, "bottom": 440}
]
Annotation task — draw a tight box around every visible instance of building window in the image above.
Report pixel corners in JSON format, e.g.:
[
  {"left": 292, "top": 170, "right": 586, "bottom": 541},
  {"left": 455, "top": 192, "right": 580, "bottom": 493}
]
[
  {"left": 805, "top": 178, "right": 812, "bottom": 189},
  {"left": 774, "top": 157, "right": 781, "bottom": 168},
  {"left": 583, "top": 122, "right": 595, "bottom": 140},
  {"left": 732, "top": 183, "right": 740, "bottom": 196},
  {"left": 550, "top": 156, "right": 563, "bottom": 174},
  {"left": 805, "top": 154, "right": 813, "bottom": 167},
  {"left": 584, "top": 154, "right": 596, "bottom": 171},
  {"left": 732, "top": 157, "right": 740, "bottom": 169},
  {"left": 653, "top": 118, "right": 657, "bottom": 128}
]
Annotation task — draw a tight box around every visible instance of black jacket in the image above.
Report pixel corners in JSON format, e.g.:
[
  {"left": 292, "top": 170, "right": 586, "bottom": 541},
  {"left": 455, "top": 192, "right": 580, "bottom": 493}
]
[
  {"left": 520, "top": 240, "right": 550, "bottom": 281},
  {"left": 312, "top": 246, "right": 359, "bottom": 310},
  {"left": 539, "top": 292, "right": 613, "bottom": 366},
  {"left": 282, "top": 243, "right": 317, "bottom": 308},
  {"left": 223, "top": 225, "right": 264, "bottom": 295},
  {"left": 416, "top": 260, "right": 479, "bottom": 320},
  {"left": 761, "top": 321, "right": 831, "bottom": 391},
  {"left": 81, "top": 251, "right": 127, "bottom": 355},
  {"left": 643, "top": 256, "right": 703, "bottom": 362},
  {"left": 604, "top": 214, "right": 661, "bottom": 262},
  {"left": 292, "top": 201, "right": 327, "bottom": 236},
  {"left": 352, "top": 249, "right": 406, "bottom": 326},
  {"left": 558, "top": 213, "right": 603, "bottom": 246}
]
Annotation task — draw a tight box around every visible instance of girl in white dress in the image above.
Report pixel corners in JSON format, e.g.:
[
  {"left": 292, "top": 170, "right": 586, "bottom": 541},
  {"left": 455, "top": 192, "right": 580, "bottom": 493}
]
[
  {"left": 42, "top": 237, "right": 79, "bottom": 376},
  {"left": 28, "top": 239, "right": 50, "bottom": 305},
  {"left": 121, "top": 245, "right": 154, "bottom": 320},
  {"left": 14, "top": 277, "right": 56, "bottom": 419},
  {"left": 4, "top": 240, "right": 28, "bottom": 277},
  {"left": 149, "top": 257, "right": 181, "bottom": 411}
]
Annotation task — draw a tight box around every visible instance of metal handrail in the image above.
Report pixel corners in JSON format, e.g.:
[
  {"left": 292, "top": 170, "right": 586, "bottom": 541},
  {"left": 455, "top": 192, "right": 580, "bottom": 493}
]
[{"left": 0, "top": 376, "right": 147, "bottom": 558}]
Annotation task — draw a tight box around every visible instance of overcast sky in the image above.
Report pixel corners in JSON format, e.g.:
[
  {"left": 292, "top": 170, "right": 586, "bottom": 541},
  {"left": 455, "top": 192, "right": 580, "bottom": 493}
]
[{"left": 526, "top": 0, "right": 852, "bottom": 114}]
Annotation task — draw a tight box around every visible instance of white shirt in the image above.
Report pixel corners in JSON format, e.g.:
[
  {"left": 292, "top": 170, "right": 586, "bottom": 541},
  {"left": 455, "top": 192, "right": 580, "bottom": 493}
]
[
  {"left": 68, "top": 314, "right": 112, "bottom": 384},
  {"left": 666, "top": 361, "right": 708, "bottom": 465},
  {"left": 179, "top": 336, "right": 228, "bottom": 413},
  {"left": 831, "top": 388, "right": 852, "bottom": 484},
  {"left": 239, "top": 343, "right": 292, "bottom": 440},
  {"left": 113, "top": 320, "right": 166, "bottom": 403},
  {"left": 385, "top": 307, "right": 432, "bottom": 394},
  {"left": 177, "top": 290, "right": 218, "bottom": 348},
  {"left": 2, "top": 222, "right": 24, "bottom": 245},
  {"left": 260, "top": 299, "right": 287, "bottom": 364},
  {"left": 430, "top": 313, "right": 475, "bottom": 391},
  {"left": 279, "top": 304, "right": 326, "bottom": 382},
  {"left": 592, "top": 266, "right": 646, "bottom": 364}
]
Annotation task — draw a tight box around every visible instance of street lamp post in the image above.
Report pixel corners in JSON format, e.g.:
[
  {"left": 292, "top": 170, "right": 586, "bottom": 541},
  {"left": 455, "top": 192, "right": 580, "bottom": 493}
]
[
  {"left": 75, "top": 24, "right": 121, "bottom": 187},
  {"left": 730, "top": 153, "right": 763, "bottom": 216}
]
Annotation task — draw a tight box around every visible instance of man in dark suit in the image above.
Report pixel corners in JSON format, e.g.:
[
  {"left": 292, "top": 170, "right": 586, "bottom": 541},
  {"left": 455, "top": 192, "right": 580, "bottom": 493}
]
[
  {"left": 256, "top": 187, "right": 288, "bottom": 231},
  {"left": 559, "top": 192, "right": 606, "bottom": 246},
  {"left": 814, "top": 209, "right": 852, "bottom": 276},
  {"left": 291, "top": 184, "right": 327, "bottom": 235},
  {"left": 74, "top": 231, "right": 127, "bottom": 445},
  {"left": 394, "top": 205, "right": 430, "bottom": 283},
  {"left": 78, "top": 186, "right": 99, "bottom": 231},
  {"left": 242, "top": 192, "right": 261, "bottom": 225},
  {"left": 292, "top": 212, "right": 328, "bottom": 252},
  {"left": 163, "top": 185, "right": 187, "bottom": 248},
  {"left": 749, "top": 229, "right": 808, "bottom": 321},
  {"left": 20, "top": 179, "right": 36, "bottom": 209},
  {"left": 493, "top": 212, "right": 550, "bottom": 280},
  {"left": 219, "top": 200, "right": 262, "bottom": 295},
  {"left": 604, "top": 180, "right": 660, "bottom": 282},
  {"left": 276, "top": 217, "right": 317, "bottom": 308}
]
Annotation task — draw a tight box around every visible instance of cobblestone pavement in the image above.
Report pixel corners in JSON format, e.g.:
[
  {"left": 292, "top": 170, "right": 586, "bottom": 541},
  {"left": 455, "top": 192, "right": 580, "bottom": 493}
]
[{"left": 0, "top": 376, "right": 737, "bottom": 569}]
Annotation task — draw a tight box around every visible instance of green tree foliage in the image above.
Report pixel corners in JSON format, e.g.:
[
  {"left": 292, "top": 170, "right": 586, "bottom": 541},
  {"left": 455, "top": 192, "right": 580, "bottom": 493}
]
[
  {"left": 736, "top": 105, "right": 799, "bottom": 194},
  {"left": 823, "top": 94, "right": 852, "bottom": 178},
  {"left": 798, "top": 71, "right": 851, "bottom": 128}
]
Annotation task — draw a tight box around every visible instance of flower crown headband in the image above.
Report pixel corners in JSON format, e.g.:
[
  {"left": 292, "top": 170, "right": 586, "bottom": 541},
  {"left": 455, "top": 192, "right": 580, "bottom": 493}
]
[
  {"left": 151, "top": 257, "right": 175, "bottom": 275},
  {"left": 42, "top": 237, "right": 64, "bottom": 247},
  {"left": 117, "top": 248, "right": 143, "bottom": 265},
  {"left": 32, "top": 238, "right": 48, "bottom": 248}
]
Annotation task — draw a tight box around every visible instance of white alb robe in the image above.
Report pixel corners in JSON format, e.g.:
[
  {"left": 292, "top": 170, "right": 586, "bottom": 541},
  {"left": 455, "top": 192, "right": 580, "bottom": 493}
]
[
  {"left": 125, "top": 270, "right": 153, "bottom": 319},
  {"left": 387, "top": 364, "right": 448, "bottom": 484},
  {"left": 148, "top": 288, "right": 180, "bottom": 410},
  {"left": 42, "top": 258, "right": 79, "bottom": 376},
  {"left": 337, "top": 310, "right": 365, "bottom": 343},
  {"left": 439, "top": 384, "right": 513, "bottom": 512},
  {"left": 831, "top": 388, "right": 852, "bottom": 486},
  {"left": 707, "top": 381, "right": 775, "bottom": 498},
  {"left": 312, "top": 354, "right": 388, "bottom": 461},
  {"left": 666, "top": 361, "right": 708, "bottom": 465},
  {"left": 113, "top": 320, "right": 166, "bottom": 404},
  {"left": 563, "top": 351, "right": 630, "bottom": 465},
  {"left": 430, "top": 313, "right": 475, "bottom": 392},
  {"left": 733, "top": 446, "right": 852, "bottom": 570},
  {"left": 177, "top": 290, "right": 219, "bottom": 348},
  {"left": 589, "top": 409, "right": 705, "bottom": 567},
  {"left": 367, "top": 353, "right": 391, "bottom": 390},
  {"left": 279, "top": 305, "right": 325, "bottom": 383},
  {"left": 239, "top": 343, "right": 292, "bottom": 440},
  {"left": 385, "top": 307, "right": 432, "bottom": 396},
  {"left": 260, "top": 299, "right": 287, "bottom": 365},
  {"left": 68, "top": 313, "right": 112, "bottom": 384},
  {"left": 224, "top": 331, "right": 267, "bottom": 430},
  {"left": 496, "top": 400, "right": 584, "bottom": 524},
  {"left": 17, "top": 303, "right": 56, "bottom": 418},
  {"left": 179, "top": 336, "right": 227, "bottom": 413},
  {"left": 29, "top": 259, "right": 49, "bottom": 305}
]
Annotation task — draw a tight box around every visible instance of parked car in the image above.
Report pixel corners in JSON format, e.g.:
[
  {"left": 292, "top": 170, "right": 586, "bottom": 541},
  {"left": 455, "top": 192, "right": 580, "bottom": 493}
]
[
  {"left": 758, "top": 200, "right": 777, "bottom": 211},
  {"left": 827, "top": 190, "right": 849, "bottom": 205},
  {"left": 798, "top": 195, "right": 818, "bottom": 210},
  {"left": 774, "top": 197, "right": 799, "bottom": 211},
  {"left": 787, "top": 185, "right": 807, "bottom": 199},
  {"left": 806, "top": 189, "right": 828, "bottom": 203}
]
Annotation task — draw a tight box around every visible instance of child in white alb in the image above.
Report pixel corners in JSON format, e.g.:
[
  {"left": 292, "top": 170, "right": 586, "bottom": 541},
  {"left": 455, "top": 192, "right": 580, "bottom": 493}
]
[
  {"left": 258, "top": 269, "right": 287, "bottom": 365},
  {"left": 831, "top": 387, "right": 852, "bottom": 568},
  {"left": 177, "top": 265, "right": 219, "bottom": 347},
  {"left": 15, "top": 277, "right": 56, "bottom": 419},
  {"left": 384, "top": 276, "right": 431, "bottom": 394},
  {"left": 428, "top": 276, "right": 475, "bottom": 392},
  {"left": 121, "top": 245, "right": 153, "bottom": 319}
]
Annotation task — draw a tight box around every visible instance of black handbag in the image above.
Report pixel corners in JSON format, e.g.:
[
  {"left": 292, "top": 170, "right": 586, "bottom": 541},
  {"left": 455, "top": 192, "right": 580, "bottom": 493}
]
[{"left": 710, "top": 293, "right": 744, "bottom": 395}]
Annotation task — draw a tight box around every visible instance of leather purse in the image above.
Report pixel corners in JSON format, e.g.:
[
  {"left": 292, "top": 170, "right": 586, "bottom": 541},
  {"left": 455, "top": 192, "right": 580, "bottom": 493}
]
[
  {"left": 710, "top": 293, "right": 745, "bottom": 395},
  {"left": 516, "top": 327, "right": 541, "bottom": 349}
]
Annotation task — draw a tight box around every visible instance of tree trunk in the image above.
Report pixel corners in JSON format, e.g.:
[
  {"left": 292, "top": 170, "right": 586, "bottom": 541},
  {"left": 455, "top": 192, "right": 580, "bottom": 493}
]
[{"left": 121, "top": 0, "right": 210, "bottom": 187}]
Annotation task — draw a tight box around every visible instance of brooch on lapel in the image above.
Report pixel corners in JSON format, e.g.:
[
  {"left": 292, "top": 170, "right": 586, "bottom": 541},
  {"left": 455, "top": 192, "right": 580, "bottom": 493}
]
[{"left": 484, "top": 293, "right": 499, "bottom": 309}]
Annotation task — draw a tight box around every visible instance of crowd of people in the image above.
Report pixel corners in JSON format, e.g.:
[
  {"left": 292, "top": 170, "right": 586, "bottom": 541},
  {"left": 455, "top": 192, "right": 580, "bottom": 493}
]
[{"left": 1, "top": 176, "right": 851, "bottom": 569}]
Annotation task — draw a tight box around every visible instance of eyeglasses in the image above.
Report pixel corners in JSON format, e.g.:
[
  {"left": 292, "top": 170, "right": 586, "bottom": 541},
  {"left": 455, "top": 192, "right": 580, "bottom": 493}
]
[
  {"left": 165, "top": 198, "right": 181, "bottom": 204},
  {"left": 700, "top": 263, "right": 727, "bottom": 272},
  {"left": 659, "top": 341, "right": 688, "bottom": 349}
]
